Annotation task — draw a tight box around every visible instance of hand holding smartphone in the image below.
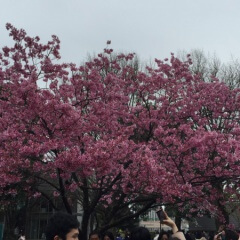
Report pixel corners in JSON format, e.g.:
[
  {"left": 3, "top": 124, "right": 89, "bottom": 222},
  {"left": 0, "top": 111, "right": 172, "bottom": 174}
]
[
  {"left": 156, "top": 208, "right": 179, "bottom": 234},
  {"left": 156, "top": 207, "right": 166, "bottom": 222}
]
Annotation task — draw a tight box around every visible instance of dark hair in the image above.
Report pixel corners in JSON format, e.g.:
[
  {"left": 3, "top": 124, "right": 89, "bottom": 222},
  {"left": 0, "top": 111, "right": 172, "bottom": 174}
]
[
  {"left": 45, "top": 212, "right": 80, "bottom": 240},
  {"left": 130, "top": 227, "right": 151, "bottom": 240},
  {"left": 103, "top": 231, "right": 114, "bottom": 240},
  {"left": 89, "top": 231, "right": 101, "bottom": 240},
  {"left": 158, "top": 231, "right": 169, "bottom": 240},
  {"left": 225, "top": 229, "right": 239, "bottom": 240}
]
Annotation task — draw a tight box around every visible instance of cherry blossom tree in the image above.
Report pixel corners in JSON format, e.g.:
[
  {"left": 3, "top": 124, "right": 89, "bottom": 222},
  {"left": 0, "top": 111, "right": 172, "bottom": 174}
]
[
  {"left": 1, "top": 24, "right": 240, "bottom": 238},
  {"left": 0, "top": 24, "right": 162, "bottom": 239}
]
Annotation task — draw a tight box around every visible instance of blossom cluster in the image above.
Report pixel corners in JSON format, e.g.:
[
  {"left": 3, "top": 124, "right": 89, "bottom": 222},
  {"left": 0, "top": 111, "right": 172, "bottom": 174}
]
[{"left": 0, "top": 24, "right": 240, "bottom": 223}]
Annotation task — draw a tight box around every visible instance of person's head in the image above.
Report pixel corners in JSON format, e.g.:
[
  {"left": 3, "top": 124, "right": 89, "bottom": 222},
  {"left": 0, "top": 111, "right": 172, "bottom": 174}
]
[
  {"left": 218, "top": 226, "right": 226, "bottom": 233},
  {"left": 103, "top": 232, "right": 114, "bottom": 240},
  {"left": 45, "top": 212, "right": 80, "bottom": 240},
  {"left": 89, "top": 231, "right": 101, "bottom": 240},
  {"left": 130, "top": 227, "right": 151, "bottom": 240},
  {"left": 158, "top": 232, "right": 169, "bottom": 240},
  {"left": 225, "top": 229, "right": 239, "bottom": 240}
]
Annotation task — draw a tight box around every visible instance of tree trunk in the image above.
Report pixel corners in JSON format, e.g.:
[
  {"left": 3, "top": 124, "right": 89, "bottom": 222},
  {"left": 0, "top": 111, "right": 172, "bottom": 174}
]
[
  {"left": 175, "top": 209, "right": 182, "bottom": 230},
  {"left": 3, "top": 206, "right": 17, "bottom": 240},
  {"left": 81, "top": 211, "right": 91, "bottom": 240}
]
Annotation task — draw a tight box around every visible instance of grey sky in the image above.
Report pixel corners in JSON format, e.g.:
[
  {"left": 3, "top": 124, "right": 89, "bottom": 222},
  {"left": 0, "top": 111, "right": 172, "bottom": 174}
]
[{"left": 1, "top": 0, "right": 240, "bottom": 64}]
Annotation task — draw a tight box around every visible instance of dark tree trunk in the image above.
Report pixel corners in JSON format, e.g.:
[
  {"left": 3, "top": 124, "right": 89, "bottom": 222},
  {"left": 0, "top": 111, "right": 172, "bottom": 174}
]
[
  {"left": 3, "top": 206, "right": 18, "bottom": 240},
  {"left": 81, "top": 211, "right": 91, "bottom": 240},
  {"left": 175, "top": 209, "right": 182, "bottom": 230}
]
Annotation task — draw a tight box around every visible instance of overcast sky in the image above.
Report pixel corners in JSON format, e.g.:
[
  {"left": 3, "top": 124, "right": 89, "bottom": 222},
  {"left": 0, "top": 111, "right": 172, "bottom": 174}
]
[{"left": 1, "top": 0, "right": 240, "bottom": 65}]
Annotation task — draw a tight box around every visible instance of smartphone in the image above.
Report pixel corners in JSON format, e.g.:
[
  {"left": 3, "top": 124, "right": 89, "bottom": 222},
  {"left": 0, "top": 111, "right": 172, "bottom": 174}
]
[{"left": 156, "top": 208, "right": 165, "bottom": 222}]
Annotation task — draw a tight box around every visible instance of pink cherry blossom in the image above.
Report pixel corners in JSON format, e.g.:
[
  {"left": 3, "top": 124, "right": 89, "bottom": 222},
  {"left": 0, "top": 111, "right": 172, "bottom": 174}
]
[{"left": 0, "top": 23, "right": 240, "bottom": 237}]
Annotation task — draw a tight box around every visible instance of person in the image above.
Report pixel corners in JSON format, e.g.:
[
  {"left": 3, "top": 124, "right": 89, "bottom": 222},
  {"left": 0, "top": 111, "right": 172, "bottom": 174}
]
[
  {"left": 89, "top": 231, "right": 101, "bottom": 240},
  {"left": 130, "top": 226, "right": 151, "bottom": 240},
  {"left": 185, "top": 231, "right": 195, "bottom": 240},
  {"left": 214, "top": 226, "right": 226, "bottom": 240},
  {"left": 116, "top": 233, "right": 123, "bottom": 240},
  {"left": 45, "top": 211, "right": 80, "bottom": 240},
  {"left": 124, "top": 230, "right": 130, "bottom": 240},
  {"left": 214, "top": 225, "right": 239, "bottom": 240},
  {"left": 214, "top": 231, "right": 224, "bottom": 240},
  {"left": 158, "top": 209, "right": 186, "bottom": 240},
  {"left": 158, "top": 231, "right": 170, "bottom": 240},
  {"left": 103, "top": 231, "right": 114, "bottom": 240},
  {"left": 213, "top": 225, "right": 240, "bottom": 240},
  {"left": 225, "top": 230, "right": 239, "bottom": 240}
]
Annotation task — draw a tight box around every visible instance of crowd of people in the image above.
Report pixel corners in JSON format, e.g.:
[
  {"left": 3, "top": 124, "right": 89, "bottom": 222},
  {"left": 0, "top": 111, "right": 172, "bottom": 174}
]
[
  {"left": 44, "top": 210, "right": 185, "bottom": 240},
  {"left": 154, "top": 225, "right": 240, "bottom": 240},
  {"left": 18, "top": 210, "right": 240, "bottom": 240}
]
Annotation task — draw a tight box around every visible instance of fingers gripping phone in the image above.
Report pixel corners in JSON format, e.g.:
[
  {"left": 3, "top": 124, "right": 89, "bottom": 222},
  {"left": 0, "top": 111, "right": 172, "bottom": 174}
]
[{"left": 156, "top": 208, "right": 166, "bottom": 222}]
